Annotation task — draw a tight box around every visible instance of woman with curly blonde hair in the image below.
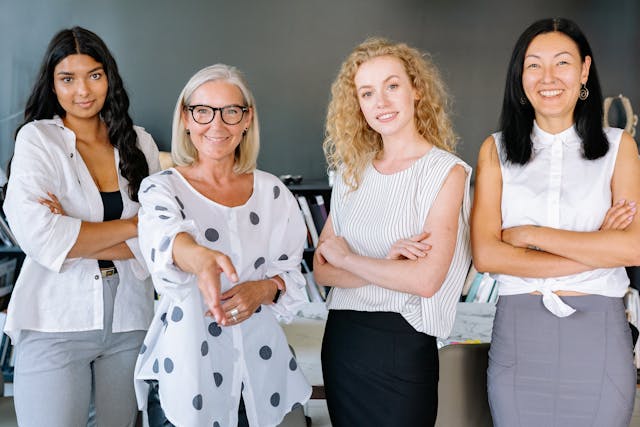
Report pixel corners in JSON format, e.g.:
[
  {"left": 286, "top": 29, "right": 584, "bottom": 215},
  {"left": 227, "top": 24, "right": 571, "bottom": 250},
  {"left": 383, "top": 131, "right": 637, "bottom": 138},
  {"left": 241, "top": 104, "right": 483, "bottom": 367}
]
[{"left": 314, "top": 37, "right": 472, "bottom": 426}]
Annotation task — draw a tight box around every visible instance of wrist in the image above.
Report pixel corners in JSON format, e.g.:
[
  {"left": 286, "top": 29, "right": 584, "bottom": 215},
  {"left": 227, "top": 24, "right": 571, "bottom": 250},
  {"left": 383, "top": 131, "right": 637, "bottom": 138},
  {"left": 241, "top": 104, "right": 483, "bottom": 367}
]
[
  {"left": 524, "top": 225, "right": 538, "bottom": 248},
  {"left": 340, "top": 252, "right": 357, "bottom": 270},
  {"left": 268, "top": 276, "right": 285, "bottom": 304}
]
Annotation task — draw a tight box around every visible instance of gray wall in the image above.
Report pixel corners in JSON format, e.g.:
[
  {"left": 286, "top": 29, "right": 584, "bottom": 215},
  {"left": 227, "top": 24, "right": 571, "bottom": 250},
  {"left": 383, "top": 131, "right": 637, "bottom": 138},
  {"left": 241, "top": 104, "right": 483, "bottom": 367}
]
[{"left": 1, "top": 0, "right": 638, "bottom": 182}]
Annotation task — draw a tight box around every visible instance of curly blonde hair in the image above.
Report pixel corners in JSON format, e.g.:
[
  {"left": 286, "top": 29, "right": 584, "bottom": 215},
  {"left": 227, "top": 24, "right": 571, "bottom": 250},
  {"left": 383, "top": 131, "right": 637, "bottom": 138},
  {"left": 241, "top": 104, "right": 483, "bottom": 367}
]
[{"left": 324, "top": 37, "right": 457, "bottom": 190}]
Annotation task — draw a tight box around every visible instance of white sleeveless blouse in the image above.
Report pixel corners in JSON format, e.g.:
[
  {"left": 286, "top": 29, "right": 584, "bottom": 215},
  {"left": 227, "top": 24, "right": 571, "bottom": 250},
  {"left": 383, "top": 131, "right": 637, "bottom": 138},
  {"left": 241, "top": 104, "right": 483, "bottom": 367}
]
[{"left": 492, "top": 122, "right": 629, "bottom": 317}]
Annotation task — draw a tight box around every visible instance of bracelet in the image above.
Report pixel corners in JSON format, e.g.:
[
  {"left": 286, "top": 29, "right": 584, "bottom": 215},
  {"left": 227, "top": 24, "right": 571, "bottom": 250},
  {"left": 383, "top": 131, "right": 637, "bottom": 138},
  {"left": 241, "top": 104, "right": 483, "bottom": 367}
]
[{"left": 270, "top": 277, "right": 285, "bottom": 303}]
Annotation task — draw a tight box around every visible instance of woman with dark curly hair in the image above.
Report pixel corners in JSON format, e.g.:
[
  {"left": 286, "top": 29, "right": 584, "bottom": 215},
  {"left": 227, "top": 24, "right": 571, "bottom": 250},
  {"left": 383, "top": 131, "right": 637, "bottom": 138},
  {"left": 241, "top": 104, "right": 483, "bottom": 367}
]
[{"left": 3, "top": 26, "right": 160, "bottom": 426}]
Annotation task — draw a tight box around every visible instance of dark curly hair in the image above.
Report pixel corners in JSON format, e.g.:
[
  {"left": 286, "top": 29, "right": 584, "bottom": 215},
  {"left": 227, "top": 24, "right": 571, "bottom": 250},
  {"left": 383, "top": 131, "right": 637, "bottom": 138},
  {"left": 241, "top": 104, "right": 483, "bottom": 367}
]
[
  {"left": 14, "top": 26, "right": 148, "bottom": 201},
  {"left": 500, "top": 18, "right": 608, "bottom": 165}
]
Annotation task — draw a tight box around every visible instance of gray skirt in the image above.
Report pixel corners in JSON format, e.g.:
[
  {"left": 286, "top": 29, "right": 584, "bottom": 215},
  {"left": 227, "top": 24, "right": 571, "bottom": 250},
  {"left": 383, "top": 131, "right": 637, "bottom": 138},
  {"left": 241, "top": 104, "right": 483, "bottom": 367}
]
[{"left": 488, "top": 294, "right": 636, "bottom": 427}]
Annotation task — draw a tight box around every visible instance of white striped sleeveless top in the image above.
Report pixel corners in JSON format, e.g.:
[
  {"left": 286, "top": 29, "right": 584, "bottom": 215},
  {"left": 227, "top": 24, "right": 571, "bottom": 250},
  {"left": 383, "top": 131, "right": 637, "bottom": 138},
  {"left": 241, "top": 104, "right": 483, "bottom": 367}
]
[{"left": 326, "top": 147, "right": 472, "bottom": 338}]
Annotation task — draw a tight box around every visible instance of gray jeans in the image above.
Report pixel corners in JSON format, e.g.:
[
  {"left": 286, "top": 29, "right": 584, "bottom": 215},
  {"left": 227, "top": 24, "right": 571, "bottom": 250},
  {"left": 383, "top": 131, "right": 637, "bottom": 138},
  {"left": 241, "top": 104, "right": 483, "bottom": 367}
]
[{"left": 13, "top": 273, "right": 146, "bottom": 427}]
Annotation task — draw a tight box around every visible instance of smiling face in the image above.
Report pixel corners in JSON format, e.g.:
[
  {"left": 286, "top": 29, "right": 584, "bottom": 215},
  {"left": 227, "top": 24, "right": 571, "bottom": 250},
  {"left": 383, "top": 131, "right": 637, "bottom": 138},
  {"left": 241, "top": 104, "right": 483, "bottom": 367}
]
[
  {"left": 182, "top": 80, "right": 252, "bottom": 165},
  {"left": 53, "top": 54, "right": 108, "bottom": 124},
  {"left": 354, "top": 55, "right": 419, "bottom": 142},
  {"left": 522, "top": 31, "right": 591, "bottom": 131}
]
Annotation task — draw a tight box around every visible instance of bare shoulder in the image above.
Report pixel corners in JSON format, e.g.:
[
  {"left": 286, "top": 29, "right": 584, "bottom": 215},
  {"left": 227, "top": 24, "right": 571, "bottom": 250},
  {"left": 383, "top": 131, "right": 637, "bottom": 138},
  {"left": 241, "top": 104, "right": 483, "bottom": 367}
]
[
  {"left": 619, "top": 131, "right": 639, "bottom": 156},
  {"left": 478, "top": 135, "right": 499, "bottom": 161}
]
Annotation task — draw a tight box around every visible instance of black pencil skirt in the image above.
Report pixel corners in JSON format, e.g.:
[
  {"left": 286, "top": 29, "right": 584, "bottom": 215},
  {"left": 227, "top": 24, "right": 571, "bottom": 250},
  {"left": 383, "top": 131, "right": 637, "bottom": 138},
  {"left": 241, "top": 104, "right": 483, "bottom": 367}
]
[{"left": 321, "top": 310, "right": 439, "bottom": 427}]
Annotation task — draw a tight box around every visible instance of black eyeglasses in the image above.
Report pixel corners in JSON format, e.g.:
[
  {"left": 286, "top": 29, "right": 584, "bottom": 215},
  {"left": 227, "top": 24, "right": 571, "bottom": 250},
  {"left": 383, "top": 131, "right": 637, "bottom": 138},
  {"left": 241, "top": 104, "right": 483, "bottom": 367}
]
[{"left": 186, "top": 104, "right": 249, "bottom": 125}]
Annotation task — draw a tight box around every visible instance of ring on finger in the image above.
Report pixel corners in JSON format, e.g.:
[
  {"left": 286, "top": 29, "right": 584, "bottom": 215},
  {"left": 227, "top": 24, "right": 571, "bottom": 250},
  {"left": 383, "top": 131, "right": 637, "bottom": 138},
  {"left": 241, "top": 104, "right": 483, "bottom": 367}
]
[
  {"left": 230, "top": 308, "right": 239, "bottom": 317},
  {"left": 232, "top": 314, "right": 238, "bottom": 322}
]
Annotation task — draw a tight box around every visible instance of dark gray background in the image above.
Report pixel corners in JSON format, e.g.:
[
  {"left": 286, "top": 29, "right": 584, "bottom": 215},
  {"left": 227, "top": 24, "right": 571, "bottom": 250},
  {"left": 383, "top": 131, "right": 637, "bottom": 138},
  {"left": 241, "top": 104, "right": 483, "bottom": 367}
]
[{"left": 1, "top": 0, "right": 638, "bottom": 181}]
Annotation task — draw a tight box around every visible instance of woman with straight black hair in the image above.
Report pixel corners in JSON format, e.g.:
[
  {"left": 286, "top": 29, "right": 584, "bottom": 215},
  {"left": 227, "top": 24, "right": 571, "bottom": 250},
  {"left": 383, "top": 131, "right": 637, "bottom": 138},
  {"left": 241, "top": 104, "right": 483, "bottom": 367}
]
[
  {"left": 472, "top": 18, "right": 639, "bottom": 426},
  {"left": 3, "top": 26, "right": 160, "bottom": 426}
]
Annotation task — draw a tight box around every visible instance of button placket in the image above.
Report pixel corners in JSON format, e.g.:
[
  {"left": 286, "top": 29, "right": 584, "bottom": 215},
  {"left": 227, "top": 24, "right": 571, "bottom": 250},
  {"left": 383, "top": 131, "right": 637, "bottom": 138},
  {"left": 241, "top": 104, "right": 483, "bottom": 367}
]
[{"left": 547, "top": 137, "right": 563, "bottom": 228}]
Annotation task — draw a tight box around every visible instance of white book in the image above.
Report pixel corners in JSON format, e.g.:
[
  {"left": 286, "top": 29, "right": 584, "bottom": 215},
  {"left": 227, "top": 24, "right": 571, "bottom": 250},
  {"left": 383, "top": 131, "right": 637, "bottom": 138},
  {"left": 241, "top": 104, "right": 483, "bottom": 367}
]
[
  {"left": 474, "top": 273, "right": 495, "bottom": 303},
  {"left": 297, "top": 196, "right": 319, "bottom": 247}
]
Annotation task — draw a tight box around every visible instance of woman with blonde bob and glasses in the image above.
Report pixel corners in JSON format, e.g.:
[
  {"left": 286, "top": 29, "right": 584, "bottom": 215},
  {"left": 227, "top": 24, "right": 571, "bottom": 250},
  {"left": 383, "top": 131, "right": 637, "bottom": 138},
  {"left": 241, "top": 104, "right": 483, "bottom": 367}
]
[
  {"left": 314, "top": 38, "right": 472, "bottom": 426},
  {"left": 134, "top": 64, "right": 311, "bottom": 427}
]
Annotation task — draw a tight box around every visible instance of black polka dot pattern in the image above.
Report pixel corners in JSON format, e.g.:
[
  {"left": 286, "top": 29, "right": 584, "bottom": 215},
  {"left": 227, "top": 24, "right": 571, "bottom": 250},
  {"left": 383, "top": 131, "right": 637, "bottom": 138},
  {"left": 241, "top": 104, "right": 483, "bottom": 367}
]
[
  {"left": 180, "top": 210, "right": 186, "bottom": 219},
  {"left": 175, "top": 196, "right": 184, "bottom": 209},
  {"left": 164, "top": 358, "right": 174, "bottom": 373},
  {"left": 270, "top": 392, "right": 280, "bottom": 407},
  {"left": 208, "top": 322, "right": 222, "bottom": 337},
  {"left": 259, "top": 346, "right": 272, "bottom": 360},
  {"left": 201, "top": 341, "right": 209, "bottom": 356},
  {"left": 160, "top": 313, "right": 167, "bottom": 325},
  {"left": 152, "top": 359, "right": 159, "bottom": 373},
  {"left": 213, "top": 372, "right": 223, "bottom": 387},
  {"left": 255, "top": 306, "right": 262, "bottom": 313},
  {"left": 142, "top": 184, "right": 156, "bottom": 193},
  {"left": 192, "top": 394, "right": 203, "bottom": 410},
  {"left": 278, "top": 254, "right": 288, "bottom": 261},
  {"left": 171, "top": 306, "right": 183, "bottom": 322},
  {"left": 150, "top": 248, "right": 156, "bottom": 262},
  {"left": 213, "top": 422, "right": 220, "bottom": 427},
  {"left": 158, "top": 214, "right": 170, "bottom": 220},
  {"left": 250, "top": 212, "right": 260, "bottom": 225},
  {"left": 161, "top": 170, "right": 173, "bottom": 175},
  {"left": 291, "top": 402, "right": 302, "bottom": 411},
  {"left": 139, "top": 344, "right": 147, "bottom": 354},
  {"left": 254, "top": 257, "right": 265, "bottom": 269},
  {"left": 273, "top": 186, "right": 280, "bottom": 199},
  {"left": 159, "top": 236, "right": 171, "bottom": 252},
  {"left": 205, "top": 228, "right": 219, "bottom": 242},
  {"left": 155, "top": 205, "right": 168, "bottom": 211},
  {"left": 289, "top": 357, "right": 297, "bottom": 371}
]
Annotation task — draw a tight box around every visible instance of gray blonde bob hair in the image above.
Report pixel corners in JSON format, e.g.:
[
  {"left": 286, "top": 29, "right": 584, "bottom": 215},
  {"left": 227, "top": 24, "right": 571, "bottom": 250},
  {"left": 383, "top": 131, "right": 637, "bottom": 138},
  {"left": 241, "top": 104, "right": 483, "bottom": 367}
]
[{"left": 171, "top": 64, "right": 260, "bottom": 173}]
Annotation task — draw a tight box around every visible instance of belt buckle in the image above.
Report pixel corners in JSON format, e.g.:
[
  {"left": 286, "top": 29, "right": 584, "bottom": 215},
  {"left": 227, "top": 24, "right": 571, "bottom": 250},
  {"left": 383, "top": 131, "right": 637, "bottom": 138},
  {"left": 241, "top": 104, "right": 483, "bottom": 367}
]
[{"left": 100, "top": 267, "right": 117, "bottom": 278}]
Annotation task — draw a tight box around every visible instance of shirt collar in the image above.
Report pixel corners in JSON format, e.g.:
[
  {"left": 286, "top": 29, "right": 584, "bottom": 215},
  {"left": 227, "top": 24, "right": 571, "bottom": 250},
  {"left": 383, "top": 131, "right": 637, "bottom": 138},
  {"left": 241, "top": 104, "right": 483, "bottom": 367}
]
[{"left": 531, "top": 120, "right": 581, "bottom": 150}]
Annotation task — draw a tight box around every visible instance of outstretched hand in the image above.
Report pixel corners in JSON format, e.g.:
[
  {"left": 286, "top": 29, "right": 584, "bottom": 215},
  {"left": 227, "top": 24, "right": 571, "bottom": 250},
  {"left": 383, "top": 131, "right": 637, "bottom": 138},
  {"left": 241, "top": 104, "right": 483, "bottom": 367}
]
[{"left": 196, "top": 250, "right": 238, "bottom": 325}]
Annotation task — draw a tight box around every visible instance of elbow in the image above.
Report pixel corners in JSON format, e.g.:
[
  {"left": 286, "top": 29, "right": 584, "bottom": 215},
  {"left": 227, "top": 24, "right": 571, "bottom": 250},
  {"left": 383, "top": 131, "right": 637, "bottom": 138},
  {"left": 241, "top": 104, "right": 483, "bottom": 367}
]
[
  {"left": 471, "top": 252, "right": 493, "bottom": 274},
  {"left": 624, "top": 241, "right": 640, "bottom": 267},
  {"left": 312, "top": 265, "right": 328, "bottom": 286},
  {"left": 415, "top": 275, "right": 446, "bottom": 298}
]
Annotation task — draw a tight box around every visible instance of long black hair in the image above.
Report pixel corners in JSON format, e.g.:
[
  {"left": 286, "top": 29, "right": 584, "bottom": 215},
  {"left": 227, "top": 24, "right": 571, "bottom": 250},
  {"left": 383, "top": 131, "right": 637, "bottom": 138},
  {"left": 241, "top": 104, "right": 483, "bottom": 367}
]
[
  {"left": 14, "top": 26, "right": 148, "bottom": 201},
  {"left": 499, "top": 18, "right": 608, "bottom": 165}
]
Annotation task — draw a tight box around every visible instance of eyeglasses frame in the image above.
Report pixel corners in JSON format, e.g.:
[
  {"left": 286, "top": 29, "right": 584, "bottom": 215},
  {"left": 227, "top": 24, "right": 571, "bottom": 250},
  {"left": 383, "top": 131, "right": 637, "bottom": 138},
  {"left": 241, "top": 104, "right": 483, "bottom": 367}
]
[{"left": 186, "top": 104, "right": 250, "bottom": 125}]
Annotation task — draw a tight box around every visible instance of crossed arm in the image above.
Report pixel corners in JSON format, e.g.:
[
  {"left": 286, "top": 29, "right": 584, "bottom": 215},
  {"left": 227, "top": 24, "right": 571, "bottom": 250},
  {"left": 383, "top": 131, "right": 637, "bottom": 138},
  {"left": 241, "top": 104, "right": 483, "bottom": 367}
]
[
  {"left": 313, "top": 165, "right": 467, "bottom": 298},
  {"left": 471, "top": 133, "right": 640, "bottom": 278},
  {"left": 40, "top": 192, "right": 137, "bottom": 260}
]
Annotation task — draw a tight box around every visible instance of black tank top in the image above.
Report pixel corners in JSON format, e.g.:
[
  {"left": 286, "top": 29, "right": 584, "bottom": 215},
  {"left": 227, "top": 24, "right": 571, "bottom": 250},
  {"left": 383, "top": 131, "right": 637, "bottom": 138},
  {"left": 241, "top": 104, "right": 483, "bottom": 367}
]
[{"left": 98, "top": 190, "right": 124, "bottom": 269}]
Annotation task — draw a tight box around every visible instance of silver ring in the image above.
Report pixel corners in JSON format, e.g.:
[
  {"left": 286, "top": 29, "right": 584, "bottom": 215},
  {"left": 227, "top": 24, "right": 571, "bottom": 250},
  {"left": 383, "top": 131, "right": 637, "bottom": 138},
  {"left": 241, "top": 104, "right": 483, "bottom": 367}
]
[
  {"left": 230, "top": 308, "right": 239, "bottom": 317},
  {"left": 232, "top": 314, "right": 238, "bottom": 322}
]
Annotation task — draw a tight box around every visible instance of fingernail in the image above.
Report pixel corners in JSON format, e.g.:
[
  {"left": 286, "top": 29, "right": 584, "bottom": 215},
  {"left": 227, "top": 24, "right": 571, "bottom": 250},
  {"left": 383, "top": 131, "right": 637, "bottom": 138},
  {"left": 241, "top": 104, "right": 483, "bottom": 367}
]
[{"left": 629, "top": 201, "right": 636, "bottom": 207}]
